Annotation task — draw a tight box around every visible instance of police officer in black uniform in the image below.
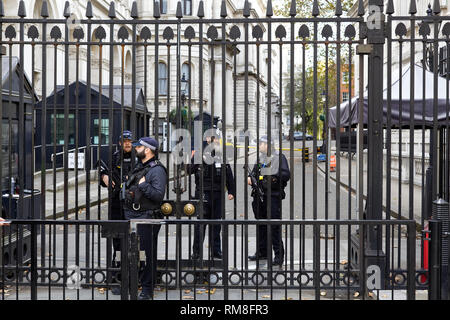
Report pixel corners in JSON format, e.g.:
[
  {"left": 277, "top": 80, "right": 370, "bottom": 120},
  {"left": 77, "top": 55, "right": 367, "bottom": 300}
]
[
  {"left": 100, "top": 130, "right": 135, "bottom": 294},
  {"left": 189, "top": 131, "right": 236, "bottom": 260},
  {"left": 248, "top": 135, "right": 290, "bottom": 266},
  {"left": 123, "top": 137, "right": 167, "bottom": 300}
]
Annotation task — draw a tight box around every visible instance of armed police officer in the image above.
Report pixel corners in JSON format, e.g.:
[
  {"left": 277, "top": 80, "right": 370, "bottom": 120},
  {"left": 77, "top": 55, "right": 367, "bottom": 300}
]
[
  {"left": 99, "top": 130, "right": 135, "bottom": 294},
  {"left": 189, "top": 130, "right": 236, "bottom": 260},
  {"left": 248, "top": 135, "right": 290, "bottom": 266},
  {"left": 123, "top": 137, "right": 167, "bottom": 300}
]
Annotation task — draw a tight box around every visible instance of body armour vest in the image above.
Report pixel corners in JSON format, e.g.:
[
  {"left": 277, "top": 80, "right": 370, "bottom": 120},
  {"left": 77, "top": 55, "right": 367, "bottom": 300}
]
[{"left": 123, "top": 159, "right": 166, "bottom": 212}]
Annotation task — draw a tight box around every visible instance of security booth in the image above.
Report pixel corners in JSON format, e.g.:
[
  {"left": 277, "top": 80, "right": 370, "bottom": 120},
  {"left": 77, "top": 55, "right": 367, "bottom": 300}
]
[
  {"left": 35, "top": 81, "right": 151, "bottom": 171},
  {"left": 191, "top": 111, "right": 220, "bottom": 150},
  {"left": 0, "top": 54, "right": 41, "bottom": 271},
  {"left": 1, "top": 55, "right": 40, "bottom": 219}
]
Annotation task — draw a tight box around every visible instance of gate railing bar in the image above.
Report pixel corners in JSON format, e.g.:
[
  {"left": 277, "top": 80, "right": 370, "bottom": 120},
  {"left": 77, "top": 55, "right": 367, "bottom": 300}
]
[
  {"left": 287, "top": 4, "right": 295, "bottom": 295},
  {"left": 0, "top": 8, "right": 3, "bottom": 299},
  {"left": 0, "top": 39, "right": 372, "bottom": 47},
  {"left": 74, "top": 19, "right": 82, "bottom": 301},
  {"left": 335, "top": 13, "right": 342, "bottom": 282},
  {"left": 398, "top": 32, "right": 404, "bottom": 271},
  {"left": 0, "top": 18, "right": 365, "bottom": 25},
  {"left": 95, "top": 26, "right": 104, "bottom": 301},
  {"left": 106, "top": 9, "right": 114, "bottom": 302},
  {"left": 255, "top": 20, "right": 261, "bottom": 302},
  {"left": 385, "top": 6, "right": 393, "bottom": 296},
  {"left": 324, "top": 25, "right": 330, "bottom": 280},
  {"left": 175, "top": 6, "right": 182, "bottom": 293},
  {"left": 194, "top": 0, "right": 203, "bottom": 301},
  {"left": 145, "top": 218, "right": 417, "bottom": 227},
  {"left": 39, "top": 4, "right": 47, "bottom": 285},
  {"left": 221, "top": 1, "right": 229, "bottom": 301},
  {"left": 408, "top": 220, "right": 417, "bottom": 300},
  {"left": 63, "top": 10, "right": 69, "bottom": 301},
  {"left": 432, "top": 4, "right": 439, "bottom": 205},
  {"left": 267, "top": 3, "right": 273, "bottom": 299},
  {"left": 17, "top": 4, "right": 25, "bottom": 291},
  {"left": 243, "top": 0, "right": 249, "bottom": 289},
  {"left": 85, "top": 7, "right": 92, "bottom": 291},
  {"left": 347, "top": 38, "right": 354, "bottom": 300},
  {"left": 409, "top": 8, "right": 416, "bottom": 223}
]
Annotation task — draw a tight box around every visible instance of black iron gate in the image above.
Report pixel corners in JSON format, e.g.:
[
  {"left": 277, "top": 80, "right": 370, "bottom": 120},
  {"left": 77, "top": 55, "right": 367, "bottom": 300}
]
[{"left": 0, "top": 0, "right": 449, "bottom": 300}]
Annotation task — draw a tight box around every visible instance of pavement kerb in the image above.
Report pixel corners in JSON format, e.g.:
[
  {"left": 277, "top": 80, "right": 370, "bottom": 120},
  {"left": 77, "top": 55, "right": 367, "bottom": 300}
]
[{"left": 316, "top": 158, "right": 422, "bottom": 233}]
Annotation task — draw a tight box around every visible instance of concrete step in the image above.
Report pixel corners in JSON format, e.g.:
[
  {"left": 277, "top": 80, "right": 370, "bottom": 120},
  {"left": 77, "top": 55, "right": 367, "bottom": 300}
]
[{"left": 35, "top": 170, "right": 99, "bottom": 192}]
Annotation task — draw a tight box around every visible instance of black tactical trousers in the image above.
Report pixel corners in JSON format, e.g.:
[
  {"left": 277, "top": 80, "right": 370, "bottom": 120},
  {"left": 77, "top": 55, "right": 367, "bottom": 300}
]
[
  {"left": 111, "top": 197, "right": 123, "bottom": 256},
  {"left": 193, "top": 191, "right": 223, "bottom": 256},
  {"left": 252, "top": 196, "right": 284, "bottom": 260},
  {"left": 124, "top": 209, "right": 161, "bottom": 296}
]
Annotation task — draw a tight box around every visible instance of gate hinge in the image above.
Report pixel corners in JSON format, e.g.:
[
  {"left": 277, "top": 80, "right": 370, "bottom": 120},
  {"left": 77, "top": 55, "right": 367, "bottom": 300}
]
[{"left": 356, "top": 44, "right": 373, "bottom": 55}]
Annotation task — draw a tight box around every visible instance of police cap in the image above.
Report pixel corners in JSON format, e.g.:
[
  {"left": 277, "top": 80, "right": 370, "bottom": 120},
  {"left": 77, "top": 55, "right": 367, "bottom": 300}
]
[{"left": 132, "top": 137, "right": 159, "bottom": 151}]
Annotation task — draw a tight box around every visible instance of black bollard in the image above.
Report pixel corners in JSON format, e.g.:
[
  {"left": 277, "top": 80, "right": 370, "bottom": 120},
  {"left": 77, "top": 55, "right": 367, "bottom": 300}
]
[
  {"left": 429, "top": 220, "right": 442, "bottom": 300},
  {"left": 432, "top": 199, "right": 449, "bottom": 299}
]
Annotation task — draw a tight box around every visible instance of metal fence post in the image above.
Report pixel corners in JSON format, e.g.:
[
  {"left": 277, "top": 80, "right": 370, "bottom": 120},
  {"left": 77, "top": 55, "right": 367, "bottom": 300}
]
[
  {"left": 129, "top": 230, "right": 139, "bottom": 300},
  {"left": 433, "top": 199, "right": 449, "bottom": 299},
  {"left": 366, "top": 0, "right": 386, "bottom": 288},
  {"left": 121, "top": 231, "right": 130, "bottom": 300},
  {"left": 30, "top": 223, "right": 37, "bottom": 300},
  {"left": 429, "top": 220, "right": 442, "bottom": 300}
]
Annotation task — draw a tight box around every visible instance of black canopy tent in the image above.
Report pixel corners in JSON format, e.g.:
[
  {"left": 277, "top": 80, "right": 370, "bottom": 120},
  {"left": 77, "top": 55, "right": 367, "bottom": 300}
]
[
  {"left": 35, "top": 81, "right": 151, "bottom": 170},
  {"left": 329, "top": 64, "right": 450, "bottom": 129},
  {"left": 328, "top": 63, "right": 449, "bottom": 217}
]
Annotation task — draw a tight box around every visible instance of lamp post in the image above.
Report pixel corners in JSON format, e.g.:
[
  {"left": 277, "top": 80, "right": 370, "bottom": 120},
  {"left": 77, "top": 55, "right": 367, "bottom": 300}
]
[
  {"left": 180, "top": 72, "right": 188, "bottom": 108},
  {"left": 421, "top": 3, "right": 442, "bottom": 72},
  {"left": 173, "top": 72, "right": 189, "bottom": 196}
]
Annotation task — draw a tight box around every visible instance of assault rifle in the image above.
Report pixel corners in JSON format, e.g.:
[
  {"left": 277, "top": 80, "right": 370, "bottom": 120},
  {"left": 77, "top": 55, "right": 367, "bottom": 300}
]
[
  {"left": 248, "top": 167, "right": 264, "bottom": 205},
  {"left": 95, "top": 159, "right": 121, "bottom": 194}
]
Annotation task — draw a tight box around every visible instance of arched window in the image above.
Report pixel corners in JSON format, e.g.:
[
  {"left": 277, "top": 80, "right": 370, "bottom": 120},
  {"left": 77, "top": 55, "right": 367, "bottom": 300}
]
[
  {"left": 158, "top": 62, "right": 168, "bottom": 95},
  {"left": 182, "top": 63, "right": 190, "bottom": 96},
  {"left": 125, "top": 51, "right": 132, "bottom": 84}
]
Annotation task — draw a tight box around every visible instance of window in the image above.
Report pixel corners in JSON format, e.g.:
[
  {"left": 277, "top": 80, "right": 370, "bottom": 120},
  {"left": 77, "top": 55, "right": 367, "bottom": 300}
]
[
  {"left": 50, "top": 113, "right": 75, "bottom": 145},
  {"left": 183, "top": 0, "right": 192, "bottom": 15},
  {"left": 158, "top": 62, "right": 168, "bottom": 95},
  {"left": 285, "top": 86, "right": 290, "bottom": 100},
  {"left": 343, "top": 71, "right": 349, "bottom": 83},
  {"left": 182, "top": 63, "right": 190, "bottom": 96},
  {"left": 155, "top": 120, "right": 165, "bottom": 135},
  {"left": 156, "top": 0, "right": 168, "bottom": 14},
  {"left": 2, "top": 119, "right": 18, "bottom": 191},
  {"left": 93, "top": 118, "right": 109, "bottom": 145},
  {"left": 343, "top": 92, "right": 349, "bottom": 102}
]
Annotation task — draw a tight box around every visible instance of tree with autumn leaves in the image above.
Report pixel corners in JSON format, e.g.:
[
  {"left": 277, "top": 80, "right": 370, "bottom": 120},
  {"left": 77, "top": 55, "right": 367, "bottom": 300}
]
[
  {"left": 275, "top": 0, "right": 355, "bottom": 138},
  {"left": 274, "top": 0, "right": 355, "bottom": 18}
]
